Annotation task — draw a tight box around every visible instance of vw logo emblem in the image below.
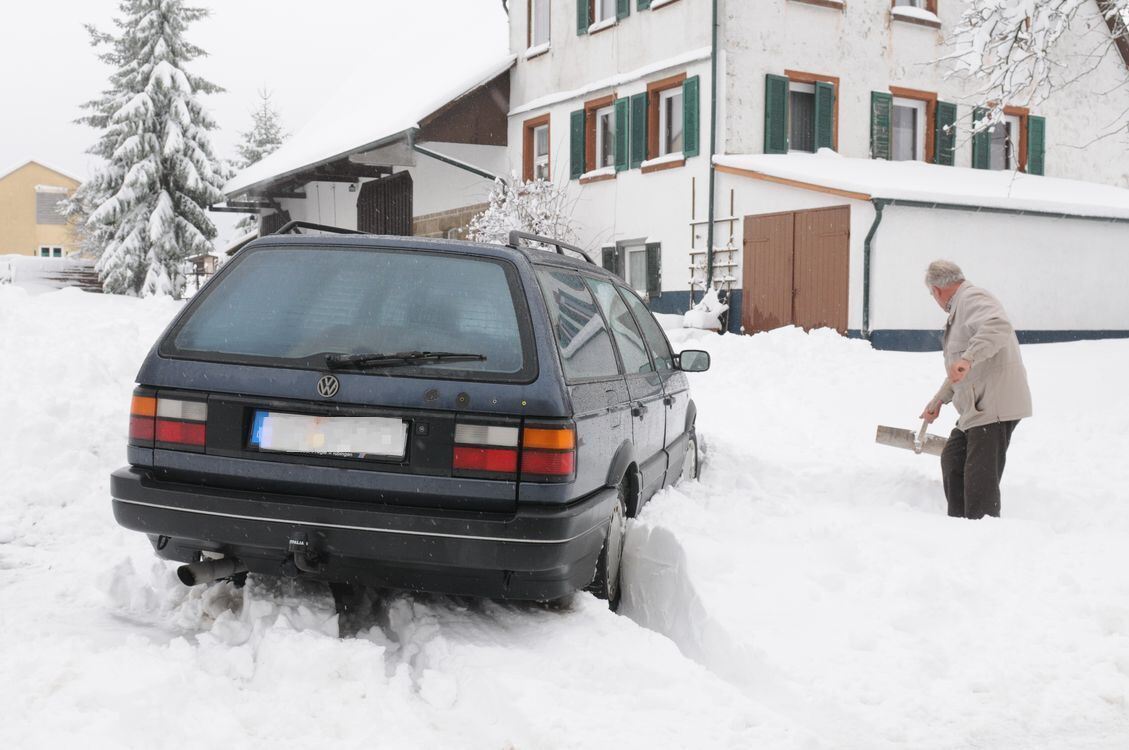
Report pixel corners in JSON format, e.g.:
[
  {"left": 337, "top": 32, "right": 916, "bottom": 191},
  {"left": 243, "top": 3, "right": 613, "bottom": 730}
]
[{"left": 316, "top": 374, "right": 340, "bottom": 399}]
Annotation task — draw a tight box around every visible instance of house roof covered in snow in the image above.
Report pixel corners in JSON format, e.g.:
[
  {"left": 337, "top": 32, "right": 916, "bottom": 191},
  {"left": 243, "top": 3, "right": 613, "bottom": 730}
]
[
  {"left": 714, "top": 151, "right": 1129, "bottom": 221},
  {"left": 0, "top": 159, "right": 80, "bottom": 185},
  {"left": 223, "top": 55, "right": 515, "bottom": 199}
]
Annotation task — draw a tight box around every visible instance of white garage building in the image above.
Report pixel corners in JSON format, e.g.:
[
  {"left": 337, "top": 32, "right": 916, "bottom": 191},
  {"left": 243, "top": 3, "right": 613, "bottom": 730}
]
[{"left": 714, "top": 151, "right": 1129, "bottom": 349}]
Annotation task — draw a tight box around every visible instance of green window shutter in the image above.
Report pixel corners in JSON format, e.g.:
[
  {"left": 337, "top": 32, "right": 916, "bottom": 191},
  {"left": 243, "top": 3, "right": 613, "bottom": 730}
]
[
  {"left": 934, "top": 101, "right": 957, "bottom": 166},
  {"left": 1027, "top": 115, "right": 1046, "bottom": 175},
  {"left": 645, "top": 243, "right": 662, "bottom": 296},
  {"left": 614, "top": 98, "right": 630, "bottom": 172},
  {"left": 602, "top": 247, "right": 616, "bottom": 273},
  {"left": 682, "top": 76, "right": 700, "bottom": 158},
  {"left": 617, "top": 0, "right": 630, "bottom": 20},
  {"left": 814, "top": 81, "right": 835, "bottom": 151},
  {"left": 570, "top": 109, "right": 586, "bottom": 179},
  {"left": 577, "top": 0, "right": 589, "bottom": 34},
  {"left": 764, "top": 74, "right": 789, "bottom": 154},
  {"left": 630, "top": 92, "right": 648, "bottom": 168},
  {"left": 869, "top": 91, "right": 893, "bottom": 160},
  {"left": 971, "top": 107, "right": 991, "bottom": 169},
  {"left": 638, "top": 0, "right": 651, "bottom": 8}
]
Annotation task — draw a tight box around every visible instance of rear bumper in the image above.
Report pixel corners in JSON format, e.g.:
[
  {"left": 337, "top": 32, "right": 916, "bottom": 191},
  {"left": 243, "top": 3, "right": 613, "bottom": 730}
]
[{"left": 110, "top": 467, "right": 615, "bottom": 601}]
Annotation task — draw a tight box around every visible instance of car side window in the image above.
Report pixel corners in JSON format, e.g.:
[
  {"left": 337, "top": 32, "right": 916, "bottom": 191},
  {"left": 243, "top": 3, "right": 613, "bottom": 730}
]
[
  {"left": 536, "top": 267, "right": 621, "bottom": 381},
  {"left": 618, "top": 286, "right": 674, "bottom": 373},
  {"left": 586, "top": 277, "right": 653, "bottom": 375}
]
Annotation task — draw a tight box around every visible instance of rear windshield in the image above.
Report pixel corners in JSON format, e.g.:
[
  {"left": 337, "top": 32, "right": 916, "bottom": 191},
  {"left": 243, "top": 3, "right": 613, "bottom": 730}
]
[{"left": 163, "top": 245, "right": 535, "bottom": 381}]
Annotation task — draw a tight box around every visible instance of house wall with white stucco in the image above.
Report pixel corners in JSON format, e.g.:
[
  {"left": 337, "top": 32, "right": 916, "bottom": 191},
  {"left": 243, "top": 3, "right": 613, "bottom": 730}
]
[
  {"left": 507, "top": 0, "right": 715, "bottom": 310},
  {"left": 721, "top": 0, "right": 1129, "bottom": 188}
]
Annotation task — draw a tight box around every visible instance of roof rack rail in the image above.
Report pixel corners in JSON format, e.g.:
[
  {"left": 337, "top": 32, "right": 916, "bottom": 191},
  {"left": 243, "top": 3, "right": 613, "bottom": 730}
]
[
  {"left": 272, "top": 220, "right": 365, "bottom": 236},
  {"left": 507, "top": 230, "right": 595, "bottom": 265}
]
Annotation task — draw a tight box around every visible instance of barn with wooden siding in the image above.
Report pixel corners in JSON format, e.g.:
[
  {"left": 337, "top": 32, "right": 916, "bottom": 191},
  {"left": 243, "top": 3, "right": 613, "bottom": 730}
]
[
  {"left": 220, "top": 57, "right": 515, "bottom": 243},
  {"left": 714, "top": 151, "right": 1129, "bottom": 350}
]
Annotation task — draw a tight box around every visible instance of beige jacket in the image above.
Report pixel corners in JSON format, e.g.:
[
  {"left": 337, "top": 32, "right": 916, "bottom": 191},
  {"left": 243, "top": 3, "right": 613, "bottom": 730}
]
[{"left": 933, "top": 283, "right": 1032, "bottom": 430}]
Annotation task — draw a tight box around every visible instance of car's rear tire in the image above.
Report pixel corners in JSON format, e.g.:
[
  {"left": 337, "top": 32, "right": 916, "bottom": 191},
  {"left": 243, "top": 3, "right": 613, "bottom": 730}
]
[
  {"left": 586, "top": 480, "right": 628, "bottom": 611},
  {"left": 680, "top": 429, "right": 700, "bottom": 483}
]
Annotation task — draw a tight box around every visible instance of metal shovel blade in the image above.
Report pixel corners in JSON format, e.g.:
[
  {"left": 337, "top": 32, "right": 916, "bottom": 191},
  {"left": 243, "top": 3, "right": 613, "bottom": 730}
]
[{"left": 875, "top": 421, "right": 948, "bottom": 457}]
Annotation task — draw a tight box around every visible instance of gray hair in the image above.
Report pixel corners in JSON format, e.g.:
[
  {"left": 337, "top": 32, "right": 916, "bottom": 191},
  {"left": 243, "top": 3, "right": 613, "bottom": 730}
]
[{"left": 924, "top": 260, "right": 965, "bottom": 288}]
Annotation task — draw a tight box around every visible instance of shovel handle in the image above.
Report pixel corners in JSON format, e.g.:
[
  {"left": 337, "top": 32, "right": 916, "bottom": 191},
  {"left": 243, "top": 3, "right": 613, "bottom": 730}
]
[{"left": 914, "top": 420, "right": 929, "bottom": 454}]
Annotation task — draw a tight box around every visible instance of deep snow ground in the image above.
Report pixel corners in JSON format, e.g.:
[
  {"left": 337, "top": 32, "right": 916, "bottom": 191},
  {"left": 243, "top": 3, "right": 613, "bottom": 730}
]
[
  {"left": 0, "top": 287, "right": 799, "bottom": 750},
  {"left": 2, "top": 285, "right": 1128, "bottom": 749},
  {"left": 625, "top": 327, "right": 1129, "bottom": 749}
]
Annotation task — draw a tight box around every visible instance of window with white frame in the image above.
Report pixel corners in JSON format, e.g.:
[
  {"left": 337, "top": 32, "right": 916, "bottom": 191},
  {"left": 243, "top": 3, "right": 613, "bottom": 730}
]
[
  {"left": 529, "top": 0, "right": 550, "bottom": 48},
  {"left": 595, "top": 105, "right": 616, "bottom": 169},
  {"left": 789, "top": 82, "right": 816, "bottom": 153},
  {"left": 39, "top": 246, "right": 63, "bottom": 258},
  {"left": 891, "top": 97, "right": 927, "bottom": 161},
  {"left": 602, "top": 242, "right": 660, "bottom": 296},
  {"left": 533, "top": 123, "right": 550, "bottom": 180},
  {"left": 988, "top": 114, "right": 1022, "bottom": 170},
  {"left": 659, "top": 88, "right": 684, "bottom": 156},
  {"left": 594, "top": 0, "right": 617, "bottom": 24},
  {"left": 894, "top": 0, "right": 926, "bottom": 7},
  {"left": 625, "top": 245, "right": 649, "bottom": 293}
]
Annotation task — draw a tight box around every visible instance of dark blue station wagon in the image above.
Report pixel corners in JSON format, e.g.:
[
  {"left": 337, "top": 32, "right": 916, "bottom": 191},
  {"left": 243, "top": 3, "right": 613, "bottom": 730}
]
[{"left": 110, "top": 232, "right": 710, "bottom": 609}]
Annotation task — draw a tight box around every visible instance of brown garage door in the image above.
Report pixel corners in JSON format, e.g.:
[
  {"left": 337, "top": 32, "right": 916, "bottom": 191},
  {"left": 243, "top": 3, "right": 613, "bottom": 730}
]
[{"left": 742, "top": 206, "right": 850, "bottom": 335}]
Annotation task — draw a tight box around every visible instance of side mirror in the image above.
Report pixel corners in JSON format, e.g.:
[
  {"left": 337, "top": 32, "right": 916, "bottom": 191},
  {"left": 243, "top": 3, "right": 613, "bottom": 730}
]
[{"left": 678, "top": 350, "right": 710, "bottom": 372}]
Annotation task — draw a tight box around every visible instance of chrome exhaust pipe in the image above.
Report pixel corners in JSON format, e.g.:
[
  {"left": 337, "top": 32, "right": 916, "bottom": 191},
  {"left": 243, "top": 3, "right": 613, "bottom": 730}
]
[{"left": 177, "top": 556, "right": 247, "bottom": 586}]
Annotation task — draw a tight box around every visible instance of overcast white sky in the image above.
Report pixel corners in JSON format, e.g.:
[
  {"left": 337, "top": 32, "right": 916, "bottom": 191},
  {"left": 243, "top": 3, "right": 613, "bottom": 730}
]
[{"left": 0, "top": 0, "right": 509, "bottom": 243}]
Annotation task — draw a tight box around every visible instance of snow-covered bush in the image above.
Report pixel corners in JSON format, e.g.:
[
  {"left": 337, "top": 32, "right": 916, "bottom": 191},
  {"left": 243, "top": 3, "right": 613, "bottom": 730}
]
[
  {"left": 467, "top": 175, "right": 578, "bottom": 246},
  {"left": 73, "top": 0, "right": 227, "bottom": 298}
]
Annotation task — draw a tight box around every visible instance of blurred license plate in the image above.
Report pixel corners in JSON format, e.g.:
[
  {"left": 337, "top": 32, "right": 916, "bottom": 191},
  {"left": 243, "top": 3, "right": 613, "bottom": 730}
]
[{"left": 249, "top": 411, "right": 407, "bottom": 458}]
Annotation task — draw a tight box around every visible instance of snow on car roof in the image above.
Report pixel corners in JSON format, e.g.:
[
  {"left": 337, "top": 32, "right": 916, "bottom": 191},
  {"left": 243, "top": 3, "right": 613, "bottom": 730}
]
[
  {"left": 223, "top": 54, "right": 515, "bottom": 198},
  {"left": 715, "top": 150, "right": 1129, "bottom": 221}
]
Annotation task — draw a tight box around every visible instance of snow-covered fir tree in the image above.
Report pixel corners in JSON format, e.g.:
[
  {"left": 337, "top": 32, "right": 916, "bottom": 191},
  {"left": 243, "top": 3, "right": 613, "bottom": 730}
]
[
  {"left": 74, "top": 0, "right": 226, "bottom": 298},
  {"left": 949, "top": 0, "right": 1129, "bottom": 134},
  {"left": 233, "top": 90, "right": 287, "bottom": 234},
  {"left": 468, "top": 176, "right": 578, "bottom": 246}
]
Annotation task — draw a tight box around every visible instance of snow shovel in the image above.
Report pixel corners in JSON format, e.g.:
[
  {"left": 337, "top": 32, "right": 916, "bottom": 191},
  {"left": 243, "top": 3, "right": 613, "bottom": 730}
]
[{"left": 875, "top": 420, "right": 947, "bottom": 456}]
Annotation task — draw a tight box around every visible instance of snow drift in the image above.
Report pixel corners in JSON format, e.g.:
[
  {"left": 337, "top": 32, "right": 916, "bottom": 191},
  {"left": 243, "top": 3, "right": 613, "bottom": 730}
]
[{"left": 2, "top": 284, "right": 1128, "bottom": 749}]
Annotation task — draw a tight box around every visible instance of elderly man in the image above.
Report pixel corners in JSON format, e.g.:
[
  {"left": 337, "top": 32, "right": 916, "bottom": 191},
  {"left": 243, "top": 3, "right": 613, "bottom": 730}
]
[{"left": 920, "top": 261, "right": 1032, "bottom": 519}]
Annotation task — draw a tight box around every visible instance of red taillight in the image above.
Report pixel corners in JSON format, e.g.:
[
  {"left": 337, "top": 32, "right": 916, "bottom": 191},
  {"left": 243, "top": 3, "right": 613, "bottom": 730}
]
[
  {"left": 451, "top": 420, "right": 577, "bottom": 482},
  {"left": 452, "top": 422, "right": 520, "bottom": 479},
  {"left": 155, "top": 419, "right": 206, "bottom": 447},
  {"left": 453, "top": 446, "right": 519, "bottom": 474},
  {"left": 521, "top": 449, "right": 575, "bottom": 477},
  {"left": 128, "top": 391, "right": 156, "bottom": 446},
  {"left": 519, "top": 424, "right": 577, "bottom": 481},
  {"left": 127, "top": 395, "right": 208, "bottom": 452}
]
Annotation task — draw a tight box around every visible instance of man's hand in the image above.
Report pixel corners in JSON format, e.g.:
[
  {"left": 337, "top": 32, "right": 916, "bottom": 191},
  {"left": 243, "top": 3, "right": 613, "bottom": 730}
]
[
  {"left": 920, "top": 400, "right": 941, "bottom": 424},
  {"left": 948, "top": 358, "right": 972, "bottom": 384}
]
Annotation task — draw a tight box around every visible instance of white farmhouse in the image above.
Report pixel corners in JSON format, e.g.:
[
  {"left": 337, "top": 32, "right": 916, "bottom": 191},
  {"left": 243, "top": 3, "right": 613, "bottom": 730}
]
[
  {"left": 222, "top": 0, "right": 1129, "bottom": 349},
  {"left": 507, "top": 0, "right": 1129, "bottom": 348}
]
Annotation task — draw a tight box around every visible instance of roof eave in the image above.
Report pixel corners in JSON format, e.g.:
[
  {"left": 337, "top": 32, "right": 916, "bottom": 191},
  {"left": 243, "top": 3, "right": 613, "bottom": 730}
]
[
  {"left": 714, "top": 160, "right": 1129, "bottom": 223},
  {"left": 223, "top": 127, "right": 415, "bottom": 199}
]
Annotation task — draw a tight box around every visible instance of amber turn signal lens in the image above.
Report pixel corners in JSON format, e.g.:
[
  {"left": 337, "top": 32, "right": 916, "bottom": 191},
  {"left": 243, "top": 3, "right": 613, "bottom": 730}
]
[
  {"left": 522, "top": 427, "right": 576, "bottom": 450},
  {"left": 130, "top": 395, "right": 157, "bottom": 417}
]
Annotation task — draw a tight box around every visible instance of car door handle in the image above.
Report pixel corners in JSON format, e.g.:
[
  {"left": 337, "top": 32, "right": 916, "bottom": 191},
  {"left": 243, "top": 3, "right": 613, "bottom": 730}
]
[
  {"left": 663, "top": 395, "right": 674, "bottom": 407},
  {"left": 631, "top": 402, "right": 647, "bottom": 417}
]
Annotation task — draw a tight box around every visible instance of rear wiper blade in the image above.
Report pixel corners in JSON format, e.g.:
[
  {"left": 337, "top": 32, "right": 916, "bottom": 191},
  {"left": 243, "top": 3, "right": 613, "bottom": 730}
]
[{"left": 325, "top": 350, "right": 487, "bottom": 369}]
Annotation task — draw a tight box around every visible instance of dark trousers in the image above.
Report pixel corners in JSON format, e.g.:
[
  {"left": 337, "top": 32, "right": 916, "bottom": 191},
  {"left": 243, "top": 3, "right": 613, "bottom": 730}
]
[{"left": 941, "top": 420, "right": 1019, "bottom": 519}]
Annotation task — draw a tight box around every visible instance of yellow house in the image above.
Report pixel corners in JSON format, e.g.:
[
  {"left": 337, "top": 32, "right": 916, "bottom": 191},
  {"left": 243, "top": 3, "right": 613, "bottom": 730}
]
[{"left": 0, "top": 160, "right": 80, "bottom": 257}]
